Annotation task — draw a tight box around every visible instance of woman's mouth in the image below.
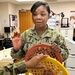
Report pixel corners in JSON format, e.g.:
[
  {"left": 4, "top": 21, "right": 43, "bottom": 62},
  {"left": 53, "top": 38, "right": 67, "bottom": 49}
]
[{"left": 36, "top": 22, "right": 42, "bottom": 24}]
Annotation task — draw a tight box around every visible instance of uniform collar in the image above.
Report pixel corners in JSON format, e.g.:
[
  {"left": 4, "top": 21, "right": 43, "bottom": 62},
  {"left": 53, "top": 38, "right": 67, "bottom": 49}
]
[{"left": 27, "top": 24, "right": 52, "bottom": 38}]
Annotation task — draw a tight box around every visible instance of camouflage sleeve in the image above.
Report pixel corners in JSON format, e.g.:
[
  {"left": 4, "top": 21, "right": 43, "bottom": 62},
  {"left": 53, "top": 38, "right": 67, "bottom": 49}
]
[
  {"left": 53, "top": 31, "right": 69, "bottom": 62},
  {"left": 0, "top": 60, "right": 28, "bottom": 75},
  {"left": 11, "top": 48, "right": 25, "bottom": 60}
]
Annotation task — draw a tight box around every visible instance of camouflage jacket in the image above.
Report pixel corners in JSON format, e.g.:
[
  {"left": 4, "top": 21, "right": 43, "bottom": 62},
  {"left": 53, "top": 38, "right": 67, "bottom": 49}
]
[
  {"left": 0, "top": 60, "right": 27, "bottom": 75},
  {"left": 11, "top": 26, "right": 69, "bottom": 62}
]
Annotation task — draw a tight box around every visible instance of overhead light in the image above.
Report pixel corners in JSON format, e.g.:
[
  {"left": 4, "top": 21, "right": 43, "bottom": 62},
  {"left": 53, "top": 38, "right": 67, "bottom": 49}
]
[{"left": 16, "top": 0, "right": 39, "bottom": 2}]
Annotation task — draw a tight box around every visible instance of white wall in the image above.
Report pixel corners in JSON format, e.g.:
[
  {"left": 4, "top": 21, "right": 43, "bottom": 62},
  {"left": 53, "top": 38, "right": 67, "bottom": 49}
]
[
  {"left": 0, "top": 10, "right": 1, "bottom": 33},
  {"left": 0, "top": 2, "right": 75, "bottom": 37},
  {"left": 16, "top": 2, "right": 75, "bottom": 30},
  {"left": 0, "top": 2, "right": 17, "bottom": 38},
  {"left": 8, "top": 3, "right": 18, "bottom": 38},
  {"left": 50, "top": 2, "right": 75, "bottom": 18},
  {"left": 0, "top": 3, "right": 9, "bottom": 35},
  {"left": 16, "top": 2, "right": 75, "bottom": 20}
]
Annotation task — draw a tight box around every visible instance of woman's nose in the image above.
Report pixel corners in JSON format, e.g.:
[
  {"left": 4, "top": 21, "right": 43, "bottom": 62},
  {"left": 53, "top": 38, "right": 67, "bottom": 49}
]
[{"left": 37, "top": 15, "right": 42, "bottom": 19}]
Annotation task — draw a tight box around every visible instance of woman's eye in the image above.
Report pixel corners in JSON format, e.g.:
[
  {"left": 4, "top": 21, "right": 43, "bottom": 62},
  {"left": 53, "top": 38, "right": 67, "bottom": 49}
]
[
  {"left": 32, "top": 13, "right": 46, "bottom": 16},
  {"left": 41, "top": 14, "right": 45, "bottom": 16},
  {"left": 33, "top": 13, "right": 37, "bottom": 16}
]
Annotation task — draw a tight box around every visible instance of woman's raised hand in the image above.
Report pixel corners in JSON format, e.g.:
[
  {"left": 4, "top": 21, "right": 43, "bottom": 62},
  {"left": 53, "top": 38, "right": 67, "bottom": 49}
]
[{"left": 12, "top": 32, "right": 23, "bottom": 51}]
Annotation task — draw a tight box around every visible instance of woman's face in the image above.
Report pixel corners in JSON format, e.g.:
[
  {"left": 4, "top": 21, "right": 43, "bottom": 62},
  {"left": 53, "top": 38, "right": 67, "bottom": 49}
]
[{"left": 32, "top": 5, "right": 49, "bottom": 28}]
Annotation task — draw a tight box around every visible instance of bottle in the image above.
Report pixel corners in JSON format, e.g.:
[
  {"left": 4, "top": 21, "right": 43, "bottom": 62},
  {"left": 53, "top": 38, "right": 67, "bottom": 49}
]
[{"left": 3, "top": 47, "right": 7, "bottom": 57}]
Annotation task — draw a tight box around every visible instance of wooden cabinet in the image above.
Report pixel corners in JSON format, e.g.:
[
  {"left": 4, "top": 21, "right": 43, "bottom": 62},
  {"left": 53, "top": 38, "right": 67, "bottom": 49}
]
[{"left": 60, "top": 28, "right": 73, "bottom": 40}]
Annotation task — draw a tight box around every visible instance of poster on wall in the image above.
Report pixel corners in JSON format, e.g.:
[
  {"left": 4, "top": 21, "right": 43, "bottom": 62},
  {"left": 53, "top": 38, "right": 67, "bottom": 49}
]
[
  {"left": 70, "top": 11, "right": 75, "bottom": 28},
  {"left": 9, "top": 14, "right": 17, "bottom": 27},
  {"left": 49, "top": 18, "right": 56, "bottom": 29}
]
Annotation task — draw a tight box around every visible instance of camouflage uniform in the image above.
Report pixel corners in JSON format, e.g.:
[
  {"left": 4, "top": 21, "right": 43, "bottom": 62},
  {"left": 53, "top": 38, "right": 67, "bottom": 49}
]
[
  {"left": 11, "top": 25, "right": 69, "bottom": 62},
  {"left": 0, "top": 60, "right": 27, "bottom": 75}
]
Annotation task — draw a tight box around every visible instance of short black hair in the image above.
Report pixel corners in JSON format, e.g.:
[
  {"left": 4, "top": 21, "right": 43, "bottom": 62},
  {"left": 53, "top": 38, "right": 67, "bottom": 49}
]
[{"left": 30, "top": 1, "right": 50, "bottom": 14}]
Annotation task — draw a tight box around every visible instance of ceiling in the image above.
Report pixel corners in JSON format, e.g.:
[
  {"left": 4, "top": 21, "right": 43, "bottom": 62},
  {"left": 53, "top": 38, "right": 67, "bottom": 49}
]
[{"left": 0, "top": 0, "right": 75, "bottom": 4}]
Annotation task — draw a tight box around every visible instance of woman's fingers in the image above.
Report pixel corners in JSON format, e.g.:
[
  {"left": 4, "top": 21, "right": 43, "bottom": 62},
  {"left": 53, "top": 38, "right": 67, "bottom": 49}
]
[
  {"left": 12, "top": 32, "right": 20, "bottom": 38},
  {"left": 14, "top": 32, "right": 20, "bottom": 36},
  {"left": 37, "top": 53, "right": 49, "bottom": 60}
]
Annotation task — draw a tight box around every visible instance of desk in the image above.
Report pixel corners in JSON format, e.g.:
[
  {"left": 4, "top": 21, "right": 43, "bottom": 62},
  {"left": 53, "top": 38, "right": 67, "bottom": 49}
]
[
  {"left": 0, "top": 48, "right": 25, "bottom": 75},
  {"left": 0, "top": 48, "right": 13, "bottom": 66}
]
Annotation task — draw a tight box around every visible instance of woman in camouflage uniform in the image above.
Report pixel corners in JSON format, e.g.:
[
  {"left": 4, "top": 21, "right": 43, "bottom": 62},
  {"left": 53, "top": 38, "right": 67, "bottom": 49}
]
[
  {"left": 11, "top": 1, "right": 69, "bottom": 75},
  {"left": 11, "top": 1, "right": 69, "bottom": 62}
]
